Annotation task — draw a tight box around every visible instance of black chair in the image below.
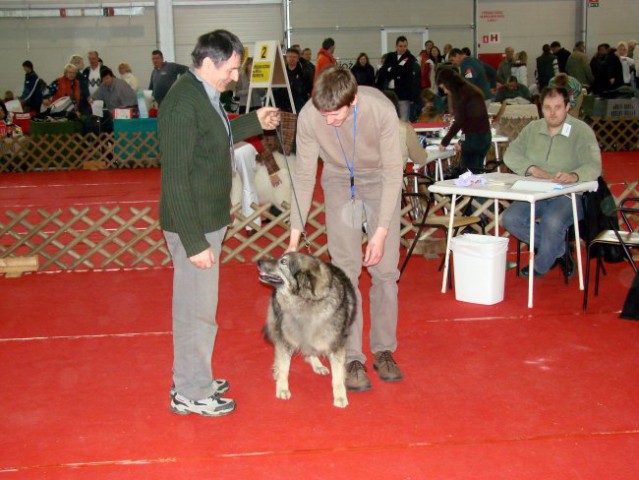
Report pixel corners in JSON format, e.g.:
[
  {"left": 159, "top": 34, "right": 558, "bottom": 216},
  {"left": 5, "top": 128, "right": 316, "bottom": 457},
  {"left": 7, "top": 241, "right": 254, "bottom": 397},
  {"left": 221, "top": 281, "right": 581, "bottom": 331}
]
[
  {"left": 400, "top": 171, "right": 484, "bottom": 279},
  {"left": 583, "top": 197, "right": 639, "bottom": 311}
]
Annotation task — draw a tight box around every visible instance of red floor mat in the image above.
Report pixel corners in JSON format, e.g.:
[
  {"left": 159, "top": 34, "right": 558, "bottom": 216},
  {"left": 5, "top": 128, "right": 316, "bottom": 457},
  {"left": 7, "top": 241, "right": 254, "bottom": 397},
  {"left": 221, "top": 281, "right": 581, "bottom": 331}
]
[
  {"left": 2, "top": 257, "right": 639, "bottom": 478},
  {"left": 1, "top": 151, "right": 638, "bottom": 478}
]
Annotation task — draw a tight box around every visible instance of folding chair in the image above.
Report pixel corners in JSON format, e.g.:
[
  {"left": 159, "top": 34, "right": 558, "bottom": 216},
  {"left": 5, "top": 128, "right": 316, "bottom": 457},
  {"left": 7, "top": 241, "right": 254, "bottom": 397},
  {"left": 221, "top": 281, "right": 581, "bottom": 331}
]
[
  {"left": 400, "top": 171, "right": 484, "bottom": 280},
  {"left": 583, "top": 197, "right": 639, "bottom": 311}
]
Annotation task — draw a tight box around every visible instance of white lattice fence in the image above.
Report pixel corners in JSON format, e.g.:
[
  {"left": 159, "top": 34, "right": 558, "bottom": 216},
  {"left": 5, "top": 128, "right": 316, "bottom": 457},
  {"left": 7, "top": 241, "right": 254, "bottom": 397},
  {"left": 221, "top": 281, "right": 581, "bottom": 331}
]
[
  {"left": 0, "top": 132, "right": 159, "bottom": 172},
  {"left": 0, "top": 206, "right": 170, "bottom": 271},
  {"left": 2, "top": 181, "right": 636, "bottom": 274}
]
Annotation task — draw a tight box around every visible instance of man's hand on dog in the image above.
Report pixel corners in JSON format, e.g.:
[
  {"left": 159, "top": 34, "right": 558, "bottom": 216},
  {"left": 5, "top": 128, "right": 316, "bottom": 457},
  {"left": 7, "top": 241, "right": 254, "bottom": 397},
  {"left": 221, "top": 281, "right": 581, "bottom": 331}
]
[
  {"left": 363, "top": 227, "right": 387, "bottom": 267},
  {"left": 189, "top": 248, "right": 215, "bottom": 269}
]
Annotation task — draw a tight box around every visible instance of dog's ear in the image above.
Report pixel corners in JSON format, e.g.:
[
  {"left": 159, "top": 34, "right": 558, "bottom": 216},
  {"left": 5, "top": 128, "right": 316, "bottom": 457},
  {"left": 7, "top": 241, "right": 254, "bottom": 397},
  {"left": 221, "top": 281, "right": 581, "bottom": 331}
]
[{"left": 294, "top": 269, "right": 317, "bottom": 296}]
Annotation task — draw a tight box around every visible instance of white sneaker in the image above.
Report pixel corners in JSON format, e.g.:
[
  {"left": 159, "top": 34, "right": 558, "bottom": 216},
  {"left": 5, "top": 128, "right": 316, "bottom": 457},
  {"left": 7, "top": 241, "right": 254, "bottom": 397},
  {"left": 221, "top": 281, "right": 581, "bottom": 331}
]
[
  {"left": 169, "top": 379, "right": 229, "bottom": 398},
  {"left": 170, "top": 392, "right": 235, "bottom": 417}
]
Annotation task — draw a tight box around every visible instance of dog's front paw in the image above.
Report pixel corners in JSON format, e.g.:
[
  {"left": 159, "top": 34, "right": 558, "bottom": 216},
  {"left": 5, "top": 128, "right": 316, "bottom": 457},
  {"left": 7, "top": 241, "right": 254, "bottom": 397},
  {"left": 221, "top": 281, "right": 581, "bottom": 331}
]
[
  {"left": 313, "top": 365, "right": 330, "bottom": 375},
  {"left": 333, "top": 395, "right": 349, "bottom": 408},
  {"left": 307, "top": 356, "right": 330, "bottom": 375},
  {"left": 276, "top": 388, "right": 291, "bottom": 400}
]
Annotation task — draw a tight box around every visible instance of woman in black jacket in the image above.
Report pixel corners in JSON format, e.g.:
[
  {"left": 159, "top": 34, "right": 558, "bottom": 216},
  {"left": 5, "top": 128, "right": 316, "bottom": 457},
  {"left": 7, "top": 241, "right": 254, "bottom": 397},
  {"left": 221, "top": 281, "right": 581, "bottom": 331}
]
[
  {"left": 350, "top": 53, "right": 376, "bottom": 87},
  {"left": 437, "top": 69, "right": 491, "bottom": 173}
]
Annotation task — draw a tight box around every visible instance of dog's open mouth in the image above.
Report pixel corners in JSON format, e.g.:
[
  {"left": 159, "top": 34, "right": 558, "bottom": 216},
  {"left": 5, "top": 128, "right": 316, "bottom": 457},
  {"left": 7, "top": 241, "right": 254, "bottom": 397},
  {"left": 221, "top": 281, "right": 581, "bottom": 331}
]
[{"left": 258, "top": 272, "right": 285, "bottom": 285}]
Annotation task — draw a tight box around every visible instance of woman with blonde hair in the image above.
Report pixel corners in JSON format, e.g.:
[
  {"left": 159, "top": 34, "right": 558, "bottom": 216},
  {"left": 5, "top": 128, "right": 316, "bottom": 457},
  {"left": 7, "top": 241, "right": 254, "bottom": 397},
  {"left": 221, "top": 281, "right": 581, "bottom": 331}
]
[
  {"left": 42, "top": 63, "right": 90, "bottom": 114},
  {"left": 616, "top": 41, "right": 636, "bottom": 86},
  {"left": 118, "top": 63, "right": 139, "bottom": 91},
  {"left": 67, "top": 54, "right": 90, "bottom": 101},
  {"left": 511, "top": 51, "right": 528, "bottom": 87}
]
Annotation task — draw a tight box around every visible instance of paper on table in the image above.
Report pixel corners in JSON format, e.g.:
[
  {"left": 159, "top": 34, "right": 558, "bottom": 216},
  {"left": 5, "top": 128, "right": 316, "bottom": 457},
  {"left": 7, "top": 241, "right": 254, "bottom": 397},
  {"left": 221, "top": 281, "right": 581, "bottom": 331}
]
[
  {"left": 426, "top": 145, "right": 454, "bottom": 151},
  {"left": 91, "top": 100, "right": 104, "bottom": 117},
  {"left": 511, "top": 179, "right": 577, "bottom": 192},
  {"left": 454, "top": 170, "right": 487, "bottom": 186}
]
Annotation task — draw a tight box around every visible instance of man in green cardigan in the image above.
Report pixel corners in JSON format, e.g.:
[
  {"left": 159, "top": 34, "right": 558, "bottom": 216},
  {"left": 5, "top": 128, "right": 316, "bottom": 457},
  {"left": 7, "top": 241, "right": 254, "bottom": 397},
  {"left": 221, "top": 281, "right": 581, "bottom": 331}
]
[{"left": 159, "top": 30, "right": 279, "bottom": 417}]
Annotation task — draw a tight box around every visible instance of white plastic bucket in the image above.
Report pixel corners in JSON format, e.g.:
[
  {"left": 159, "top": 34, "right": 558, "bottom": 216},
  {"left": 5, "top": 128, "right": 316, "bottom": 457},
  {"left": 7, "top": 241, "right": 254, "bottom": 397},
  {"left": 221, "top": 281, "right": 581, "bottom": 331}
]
[{"left": 450, "top": 234, "right": 509, "bottom": 305}]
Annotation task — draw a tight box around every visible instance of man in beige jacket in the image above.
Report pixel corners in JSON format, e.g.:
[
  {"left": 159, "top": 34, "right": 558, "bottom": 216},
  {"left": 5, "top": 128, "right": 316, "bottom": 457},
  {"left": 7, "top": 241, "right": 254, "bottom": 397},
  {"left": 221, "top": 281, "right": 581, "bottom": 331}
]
[{"left": 287, "top": 66, "right": 404, "bottom": 391}]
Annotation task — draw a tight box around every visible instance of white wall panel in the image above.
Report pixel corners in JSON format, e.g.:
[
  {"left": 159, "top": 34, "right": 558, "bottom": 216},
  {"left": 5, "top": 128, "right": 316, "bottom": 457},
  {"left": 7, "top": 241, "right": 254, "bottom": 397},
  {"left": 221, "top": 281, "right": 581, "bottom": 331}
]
[
  {"left": 477, "top": 0, "right": 577, "bottom": 86},
  {"left": 1, "top": 1, "right": 638, "bottom": 105},
  {"left": 0, "top": 8, "right": 157, "bottom": 99},
  {"left": 585, "top": 1, "right": 639, "bottom": 51},
  {"left": 290, "top": 0, "right": 474, "bottom": 65},
  {"left": 173, "top": 4, "right": 283, "bottom": 64}
]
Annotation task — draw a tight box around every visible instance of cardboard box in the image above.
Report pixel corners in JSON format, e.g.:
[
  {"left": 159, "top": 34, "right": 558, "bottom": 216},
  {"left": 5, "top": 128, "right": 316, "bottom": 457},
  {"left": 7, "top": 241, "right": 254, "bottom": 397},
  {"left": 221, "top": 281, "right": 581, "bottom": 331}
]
[
  {"left": 114, "top": 108, "right": 134, "bottom": 119},
  {"left": 605, "top": 98, "right": 639, "bottom": 118}
]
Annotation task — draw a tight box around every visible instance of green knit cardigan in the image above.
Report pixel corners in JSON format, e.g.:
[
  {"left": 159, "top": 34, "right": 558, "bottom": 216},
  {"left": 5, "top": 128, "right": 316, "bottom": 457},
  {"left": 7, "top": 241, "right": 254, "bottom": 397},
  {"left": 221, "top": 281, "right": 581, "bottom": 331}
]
[{"left": 159, "top": 71, "right": 263, "bottom": 257}]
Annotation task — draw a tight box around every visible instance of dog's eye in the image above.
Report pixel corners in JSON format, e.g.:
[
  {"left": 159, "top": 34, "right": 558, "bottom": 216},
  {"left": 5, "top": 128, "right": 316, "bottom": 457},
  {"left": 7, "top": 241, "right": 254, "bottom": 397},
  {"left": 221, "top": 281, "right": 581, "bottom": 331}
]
[{"left": 280, "top": 257, "right": 288, "bottom": 266}]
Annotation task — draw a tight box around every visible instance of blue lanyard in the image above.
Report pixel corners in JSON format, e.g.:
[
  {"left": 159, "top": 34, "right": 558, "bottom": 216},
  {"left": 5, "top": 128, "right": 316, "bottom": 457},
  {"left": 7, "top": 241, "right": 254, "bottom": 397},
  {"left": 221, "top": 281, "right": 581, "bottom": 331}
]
[{"left": 334, "top": 104, "right": 357, "bottom": 200}]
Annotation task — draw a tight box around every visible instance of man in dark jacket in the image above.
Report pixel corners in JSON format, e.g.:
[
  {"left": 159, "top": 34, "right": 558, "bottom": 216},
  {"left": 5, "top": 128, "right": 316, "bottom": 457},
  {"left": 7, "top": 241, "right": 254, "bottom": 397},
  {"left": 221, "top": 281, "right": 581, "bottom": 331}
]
[
  {"left": 149, "top": 50, "right": 189, "bottom": 106},
  {"left": 82, "top": 50, "right": 110, "bottom": 97},
  {"left": 274, "top": 48, "right": 312, "bottom": 113},
  {"left": 20, "top": 61, "right": 44, "bottom": 113},
  {"left": 590, "top": 43, "right": 610, "bottom": 95},
  {"left": 536, "top": 44, "right": 558, "bottom": 89},
  {"left": 551, "top": 41, "right": 571, "bottom": 73},
  {"left": 449, "top": 47, "right": 493, "bottom": 104},
  {"left": 376, "top": 36, "right": 418, "bottom": 120}
]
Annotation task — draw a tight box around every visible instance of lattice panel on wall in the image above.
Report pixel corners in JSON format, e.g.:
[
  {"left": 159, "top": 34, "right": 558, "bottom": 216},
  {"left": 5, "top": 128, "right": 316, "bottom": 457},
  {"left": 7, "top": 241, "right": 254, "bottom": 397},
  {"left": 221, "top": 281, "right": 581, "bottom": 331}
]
[
  {"left": 495, "top": 117, "right": 537, "bottom": 141},
  {"left": 586, "top": 118, "right": 639, "bottom": 152},
  {"left": 222, "top": 201, "right": 329, "bottom": 263},
  {"left": 0, "top": 206, "right": 170, "bottom": 272},
  {"left": 2, "top": 181, "right": 637, "bottom": 274},
  {"left": 0, "top": 132, "right": 159, "bottom": 172}
]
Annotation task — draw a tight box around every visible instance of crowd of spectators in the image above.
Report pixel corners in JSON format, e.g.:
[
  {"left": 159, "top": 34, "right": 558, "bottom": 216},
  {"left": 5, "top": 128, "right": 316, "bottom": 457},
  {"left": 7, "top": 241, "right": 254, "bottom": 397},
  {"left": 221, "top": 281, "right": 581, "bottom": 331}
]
[
  {"left": 2, "top": 36, "right": 637, "bottom": 132},
  {"left": 256, "top": 35, "right": 637, "bottom": 123}
]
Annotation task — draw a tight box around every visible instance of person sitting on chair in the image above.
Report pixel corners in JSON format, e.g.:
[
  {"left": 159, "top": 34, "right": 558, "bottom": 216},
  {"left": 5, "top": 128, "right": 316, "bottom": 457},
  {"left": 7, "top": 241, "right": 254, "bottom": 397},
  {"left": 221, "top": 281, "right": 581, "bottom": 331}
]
[
  {"left": 89, "top": 68, "right": 138, "bottom": 132},
  {"left": 42, "top": 64, "right": 91, "bottom": 115},
  {"left": 494, "top": 76, "right": 531, "bottom": 104},
  {"left": 502, "top": 86, "right": 602, "bottom": 279}
]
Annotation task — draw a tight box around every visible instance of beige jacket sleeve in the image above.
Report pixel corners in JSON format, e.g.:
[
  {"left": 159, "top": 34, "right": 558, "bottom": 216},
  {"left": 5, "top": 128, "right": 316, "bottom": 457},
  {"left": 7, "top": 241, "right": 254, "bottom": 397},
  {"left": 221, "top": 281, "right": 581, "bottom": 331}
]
[{"left": 404, "top": 122, "right": 428, "bottom": 166}]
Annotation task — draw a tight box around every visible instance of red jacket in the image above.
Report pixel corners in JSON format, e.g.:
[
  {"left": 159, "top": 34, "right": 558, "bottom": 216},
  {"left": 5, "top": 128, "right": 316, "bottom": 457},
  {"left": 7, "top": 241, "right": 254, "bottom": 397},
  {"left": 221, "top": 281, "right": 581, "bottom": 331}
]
[
  {"left": 52, "top": 76, "right": 82, "bottom": 107},
  {"left": 419, "top": 51, "right": 432, "bottom": 89},
  {"left": 314, "top": 48, "right": 336, "bottom": 81}
]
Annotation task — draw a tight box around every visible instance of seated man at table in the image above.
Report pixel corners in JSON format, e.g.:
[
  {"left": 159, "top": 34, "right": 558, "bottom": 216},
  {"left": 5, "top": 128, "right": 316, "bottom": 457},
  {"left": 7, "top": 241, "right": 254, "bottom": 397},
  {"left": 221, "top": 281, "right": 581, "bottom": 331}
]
[
  {"left": 502, "top": 86, "right": 601, "bottom": 279},
  {"left": 90, "top": 68, "right": 138, "bottom": 132},
  {"left": 494, "top": 76, "right": 531, "bottom": 104}
]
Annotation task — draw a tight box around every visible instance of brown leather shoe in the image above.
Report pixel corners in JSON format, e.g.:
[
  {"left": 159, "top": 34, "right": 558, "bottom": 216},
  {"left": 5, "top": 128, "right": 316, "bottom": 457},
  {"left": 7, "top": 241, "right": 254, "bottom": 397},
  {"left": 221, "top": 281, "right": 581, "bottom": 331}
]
[
  {"left": 373, "top": 351, "right": 403, "bottom": 382},
  {"left": 345, "top": 360, "right": 372, "bottom": 391}
]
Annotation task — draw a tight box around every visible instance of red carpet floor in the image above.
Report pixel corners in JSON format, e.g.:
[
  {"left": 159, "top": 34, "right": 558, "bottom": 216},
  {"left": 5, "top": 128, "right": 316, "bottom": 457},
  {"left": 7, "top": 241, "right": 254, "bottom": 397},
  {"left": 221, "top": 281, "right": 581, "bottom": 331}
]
[{"left": 1, "top": 152, "right": 639, "bottom": 479}]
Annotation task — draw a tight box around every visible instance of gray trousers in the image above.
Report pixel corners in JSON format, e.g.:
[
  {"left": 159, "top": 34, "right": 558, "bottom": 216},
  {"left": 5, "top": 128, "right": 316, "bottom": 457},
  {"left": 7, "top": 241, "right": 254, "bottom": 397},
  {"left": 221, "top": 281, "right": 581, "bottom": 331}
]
[
  {"left": 398, "top": 100, "right": 412, "bottom": 121},
  {"left": 321, "top": 170, "right": 401, "bottom": 364},
  {"left": 164, "top": 228, "right": 226, "bottom": 401}
]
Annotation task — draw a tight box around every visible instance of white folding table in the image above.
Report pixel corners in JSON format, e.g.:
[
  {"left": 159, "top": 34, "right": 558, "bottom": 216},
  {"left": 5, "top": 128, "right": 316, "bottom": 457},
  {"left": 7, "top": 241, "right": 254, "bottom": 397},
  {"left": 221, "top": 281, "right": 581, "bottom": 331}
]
[
  {"left": 412, "top": 147, "right": 457, "bottom": 181},
  {"left": 429, "top": 172, "right": 599, "bottom": 308},
  {"left": 428, "top": 135, "right": 510, "bottom": 167}
]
